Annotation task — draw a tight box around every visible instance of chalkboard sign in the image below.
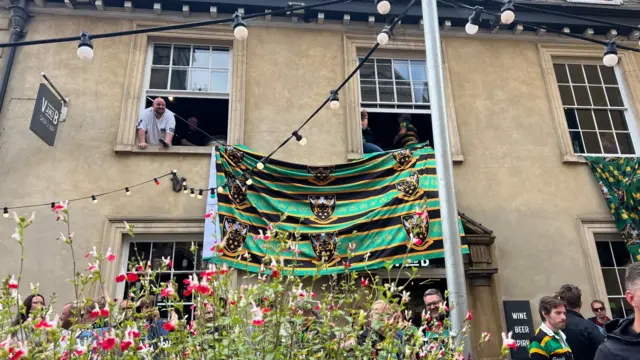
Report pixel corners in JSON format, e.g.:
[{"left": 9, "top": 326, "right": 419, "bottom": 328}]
[
  {"left": 503, "top": 300, "right": 534, "bottom": 360},
  {"left": 29, "top": 83, "right": 62, "bottom": 146}
]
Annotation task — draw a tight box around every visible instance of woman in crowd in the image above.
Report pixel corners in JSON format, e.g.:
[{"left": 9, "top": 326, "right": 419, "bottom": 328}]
[{"left": 11, "top": 294, "right": 46, "bottom": 343}]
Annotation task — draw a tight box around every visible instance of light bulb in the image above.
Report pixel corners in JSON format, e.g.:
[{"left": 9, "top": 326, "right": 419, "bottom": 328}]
[
  {"left": 168, "top": 96, "right": 174, "bottom": 102},
  {"left": 603, "top": 53, "right": 619, "bottom": 67},
  {"left": 125, "top": 187, "right": 131, "bottom": 196},
  {"left": 465, "top": 22, "right": 479, "bottom": 35},
  {"left": 377, "top": 31, "right": 389, "bottom": 46},
  {"left": 190, "top": 189, "right": 196, "bottom": 198},
  {"left": 2, "top": 207, "right": 8, "bottom": 218},
  {"left": 257, "top": 161, "right": 264, "bottom": 170},
  {"left": 77, "top": 32, "right": 94, "bottom": 61},
  {"left": 234, "top": 26, "right": 248, "bottom": 40},
  {"left": 91, "top": 195, "right": 98, "bottom": 203},
  {"left": 197, "top": 194, "right": 203, "bottom": 200},
  {"left": 299, "top": 137, "right": 307, "bottom": 146},
  {"left": 501, "top": 10, "right": 515, "bottom": 25},
  {"left": 376, "top": 0, "right": 391, "bottom": 15},
  {"left": 217, "top": 186, "right": 224, "bottom": 193},
  {"left": 330, "top": 99, "right": 340, "bottom": 110},
  {"left": 183, "top": 185, "right": 189, "bottom": 194},
  {"left": 246, "top": 178, "right": 253, "bottom": 186}
]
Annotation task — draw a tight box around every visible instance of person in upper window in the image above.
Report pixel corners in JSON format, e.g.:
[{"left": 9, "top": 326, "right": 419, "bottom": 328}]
[
  {"left": 176, "top": 117, "right": 205, "bottom": 146},
  {"left": 361, "top": 110, "right": 383, "bottom": 153},
  {"left": 136, "top": 97, "right": 176, "bottom": 149},
  {"left": 393, "top": 114, "right": 419, "bottom": 149}
]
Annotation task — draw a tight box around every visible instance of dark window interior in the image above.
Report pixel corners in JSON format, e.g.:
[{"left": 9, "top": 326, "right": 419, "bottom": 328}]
[
  {"left": 366, "top": 112, "right": 433, "bottom": 151},
  {"left": 145, "top": 97, "right": 228, "bottom": 146}
]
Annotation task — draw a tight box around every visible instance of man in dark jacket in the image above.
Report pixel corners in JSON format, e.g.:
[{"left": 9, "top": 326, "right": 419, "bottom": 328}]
[
  {"left": 556, "top": 284, "right": 604, "bottom": 360},
  {"left": 594, "top": 262, "right": 640, "bottom": 360}
]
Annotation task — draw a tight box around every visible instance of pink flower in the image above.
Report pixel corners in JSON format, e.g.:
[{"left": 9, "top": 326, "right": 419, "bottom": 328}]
[
  {"left": 360, "top": 277, "right": 369, "bottom": 287},
  {"left": 73, "top": 344, "right": 86, "bottom": 356},
  {"left": 34, "top": 315, "right": 57, "bottom": 330},
  {"left": 220, "top": 263, "right": 229, "bottom": 276},
  {"left": 52, "top": 200, "right": 68, "bottom": 221},
  {"left": 465, "top": 309, "right": 473, "bottom": 321},
  {"left": 99, "top": 333, "right": 116, "bottom": 351},
  {"left": 196, "top": 282, "right": 211, "bottom": 295},
  {"left": 162, "top": 256, "right": 172, "bottom": 269},
  {"left": 106, "top": 248, "right": 116, "bottom": 262},
  {"left": 162, "top": 321, "right": 176, "bottom": 332},
  {"left": 502, "top": 331, "right": 516, "bottom": 350},
  {"left": 8, "top": 275, "right": 18, "bottom": 290},
  {"left": 120, "top": 338, "right": 133, "bottom": 352},
  {"left": 90, "top": 304, "right": 100, "bottom": 319},
  {"left": 85, "top": 246, "right": 98, "bottom": 259},
  {"left": 100, "top": 307, "right": 110, "bottom": 318},
  {"left": 126, "top": 272, "right": 139, "bottom": 282},
  {"left": 88, "top": 261, "right": 100, "bottom": 273},
  {"left": 205, "top": 209, "right": 215, "bottom": 219},
  {"left": 250, "top": 301, "right": 264, "bottom": 326},
  {"left": 115, "top": 269, "right": 126, "bottom": 283},
  {"left": 252, "top": 318, "right": 265, "bottom": 326},
  {"left": 411, "top": 233, "right": 422, "bottom": 246},
  {"left": 481, "top": 331, "right": 491, "bottom": 342},
  {"left": 454, "top": 352, "right": 464, "bottom": 360},
  {"left": 9, "top": 347, "right": 26, "bottom": 360},
  {"left": 127, "top": 326, "right": 141, "bottom": 339},
  {"left": 161, "top": 283, "right": 175, "bottom": 298},
  {"left": 257, "top": 229, "right": 271, "bottom": 241},
  {"left": 201, "top": 264, "right": 217, "bottom": 280}
]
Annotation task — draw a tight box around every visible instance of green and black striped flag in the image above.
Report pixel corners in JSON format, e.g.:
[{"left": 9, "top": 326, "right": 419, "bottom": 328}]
[{"left": 211, "top": 144, "right": 468, "bottom": 275}]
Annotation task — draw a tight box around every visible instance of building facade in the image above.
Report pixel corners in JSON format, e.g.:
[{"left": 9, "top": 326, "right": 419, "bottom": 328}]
[{"left": 0, "top": 0, "right": 639, "bottom": 358}]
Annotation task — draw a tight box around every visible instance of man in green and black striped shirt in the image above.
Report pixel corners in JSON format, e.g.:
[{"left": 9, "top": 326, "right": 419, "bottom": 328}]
[
  {"left": 393, "top": 114, "right": 419, "bottom": 149},
  {"left": 529, "top": 296, "right": 574, "bottom": 360}
]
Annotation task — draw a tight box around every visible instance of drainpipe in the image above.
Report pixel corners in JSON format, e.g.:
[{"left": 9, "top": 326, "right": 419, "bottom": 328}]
[{"left": 0, "top": 0, "right": 29, "bottom": 113}]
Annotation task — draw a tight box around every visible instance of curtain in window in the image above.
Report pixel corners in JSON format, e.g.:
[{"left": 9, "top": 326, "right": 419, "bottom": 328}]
[
  {"left": 205, "top": 144, "right": 468, "bottom": 276},
  {"left": 586, "top": 156, "right": 640, "bottom": 261}
]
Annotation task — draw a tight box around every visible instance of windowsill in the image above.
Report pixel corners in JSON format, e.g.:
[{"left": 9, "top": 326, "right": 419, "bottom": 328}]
[
  {"left": 563, "top": 154, "right": 588, "bottom": 164},
  {"left": 347, "top": 151, "right": 464, "bottom": 163},
  {"left": 114, "top": 144, "right": 216, "bottom": 154}
]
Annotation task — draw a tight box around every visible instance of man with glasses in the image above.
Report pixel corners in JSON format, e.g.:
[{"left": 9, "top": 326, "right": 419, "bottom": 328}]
[
  {"left": 594, "top": 262, "right": 640, "bottom": 359},
  {"left": 588, "top": 300, "right": 610, "bottom": 334}
]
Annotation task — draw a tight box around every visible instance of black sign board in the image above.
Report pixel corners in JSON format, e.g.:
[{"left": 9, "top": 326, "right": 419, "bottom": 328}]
[
  {"left": 29, "top": 83, "right": 62, "bottom": 146},
  {"left": 503, "top": 300, "right": 534, "bottom": 360}
]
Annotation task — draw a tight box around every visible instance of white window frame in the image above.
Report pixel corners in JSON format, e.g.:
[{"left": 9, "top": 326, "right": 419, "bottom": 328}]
[
  {"left": 566, "top": 0, "right": 622, "bottom": 5},
  {"left": 593, "top": 233, "right": 635, "bottom": 318},
  {"left": 358, "top": 56, "right": 431, "bottom": 115},
  {"left": 552, "top": 60, "right": 639, "bottom": 156}
]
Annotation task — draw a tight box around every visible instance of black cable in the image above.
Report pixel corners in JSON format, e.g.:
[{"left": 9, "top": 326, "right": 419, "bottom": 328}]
[{"left": 0, "top": 0, "right": 351, "bottom": 49}]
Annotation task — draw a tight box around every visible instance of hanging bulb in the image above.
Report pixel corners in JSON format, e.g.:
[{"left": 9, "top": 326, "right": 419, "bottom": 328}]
[
  {"left": 91, "top": 195, "right": 98, "bottom": 203},
  {"left": 603, "top": 40, "right": 619, "bottom": 67},
  {"left": 172, "top": 169, "right": 177, "bottom": 175},
  {"left": 232, "top": 12, "right": 248, "bottom": 40},
  {"left": 77, "top": 32, "right": 94, "bottom": 61},
  {"left": 197, "top": 189, "right": 204, "bottom": 199},
  {"left": 465, "top": 7, "right": 483, "bottom": 35},
  {"left": 329, "top": 91, "right": 340, "bottom": 110},
  {"left": 377, "top": 27, "right": 392, "bottom": 46},
  {"left": 183, "top": 185, "right": 189, "bottom": 194},
  {"left": 154, "top": 178, "right": 160, "bottom": 185},
  {"left": 292, "top": 131, "right": 307, "bottom": 146},
  {"left": 209, "top": 188, "right": 215, "bottom": 199},
  {"left": 257, "top": 161, "right": 265, "bottom": 170},
  {"left": 51, "top": 202, "right": 55, "bottom": 209},
  {"left": 375, "top": 0, "right": 391, "bottom": 15},
  {"left": 3, "top": 207, "right": 8, "bottom": 218},
  {"left": 500, "top": 0, "right": 515, "bottom": 25},
  {"left": 243, "top": 173, "right": 253, "bottom": 186},
  {"left": 190, "top": 189, "right": 196, "bottom": 198},
  {"left": 217, "top": 186, "right": 225, "bottom": 193},
  {"left": 125, "top": 187, "right": 131, "bottom": 196}
]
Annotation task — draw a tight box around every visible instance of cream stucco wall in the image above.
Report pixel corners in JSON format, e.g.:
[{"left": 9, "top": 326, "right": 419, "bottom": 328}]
[{"left": 0, "top": 9, "right": 622, "bottom": 331}]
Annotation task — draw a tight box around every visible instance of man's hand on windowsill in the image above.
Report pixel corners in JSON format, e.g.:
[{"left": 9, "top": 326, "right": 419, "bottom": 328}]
[{"left": 138, "top": 142, "right": 148, "bottom": 149}]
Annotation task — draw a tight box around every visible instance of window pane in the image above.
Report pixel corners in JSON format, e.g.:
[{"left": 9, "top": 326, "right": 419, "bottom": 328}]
[
  {"left": 600, "top": 66, "right": 618, "bottom": 85},
  {"left": 577, "top": 110, "right": 595, "bottom": 130},
  {"left": 565, "top": 109, "right": 579, "bottom": 129},
  {"left": 151, "top": 242, "right": 174, "bottom": 270},
  {"left": 553, "top": 64, "right": 569, "bottom": 83},
  {"left": 170, "top": 70, "right": 188, "bottom": 90},
  {"left": 616, "top": 133, "right": 635, "bottom": 155},
  {"left": 376, "top": 60, "right": 393, "bottom": 80},
  {"left": 413, "top": 83, "right": 428, "bottom": 103},
  {"left": 583, "top": 131, "right": 602, "bottom": 153},
  {"left": 211, "top": 49, "right": 230, "bottom": 69},
  {"left": 410, "top": 63, "right": 426, "bottom": 81},
  {"left": 172, "top": 46, "right": 191, "bottom": 66},
  {"left": 596, "top": 241, "right": 615, "bottom": 267},
  {"left": 584, "top": 65, "right": 601, "bottom": 84},
  {"left": 361, "top": 86, "right": 377, "bottom": 102},
  {"left": 152, "top": 45, "right": 171, "bottom": 65},
  {"left": 568, "top": 64, "right": 586, "bottom": 84},
  {"left": 610, "top": 111, "right": 628, "bottom": 131},
  {"left": 174, "top": 242, "right": 195, "bottom": 271},
  {"left": 149, "top": 68, "right": 169, "bottom": 89},
  {"left": 612, "top": 242, "right": 633, "bottom": 267},
  {"left": 190, "top": 69, "right": 209, "bottom": 92},
  {"left": 211, "top": 71, "right": 229, "bottom": 93},
  {"left": 606, "top": 87, "right": 624, "bottom": 107},
  {"left": 574, "top": 86, "right": 591, "bottom": 106},
  {"left": 128, "top": 242, "right": 151, "bottom": 265},
  {"left": 600, "top": 132, "right": 618, "bottom": 154},
  {"left": 393, "top": 60, "right": 410, "bottom": 81},
  {"left": 569, "top": 131, "right": 585, "bottom": 153},
  {"left": 360, "top": 63, "right": 375, "bottom": 80},
  {"left": 590, "top": 86, "right": 608, "bottom": 107},
  {"left": 191, "top": 46, "right": 210, "bottom": 68},
  {"left": 378, "top": 86, "right": 395, "bottom": 102},
  {"left": 609, "top": 298, "right": 626, "bottom": 319},
  {"left": 594, "top": 110, "right": 612, "bottom": 130},
  {"left": 396, "top": 87, "right": 412, "bottom": 103},
  {"left": 602, "top": 268, "right": 622, "bottom": 295},
  {"left": 559, "top": 85, "right": 574, "bottom": 106}
]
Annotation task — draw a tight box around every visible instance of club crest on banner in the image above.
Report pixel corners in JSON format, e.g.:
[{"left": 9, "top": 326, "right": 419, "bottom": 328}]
[
  {"left": 223, "top": 146, "right": 247, "bottom": 170},
  {"left": 222, "top": 217, "right": 249, "bottom": 256},
  {"left": 309, "top": 195, "right": 337, "bottom": 223},
  {"left": 307, "top": 166, "right": 335, "bottom": 185},
  {"left": 396, "top": 171, "right": 423, "bottom": 200},
  {"left": 402, "top": 214, "right": 432, "bottom": 251},
  {"left": 620, "top": 223, "right": 640, "bottom": 247},
  {"left": 392, "top": 149, "right": 416, "bottom": 170},
  {"left": 226, "top": 173, "right": 251, "bottom": 209},
  {"left": 309, "top": 232, "right": 340, "bottom": 265}
]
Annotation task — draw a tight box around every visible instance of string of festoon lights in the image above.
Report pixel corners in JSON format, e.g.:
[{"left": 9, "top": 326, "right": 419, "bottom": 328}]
[
  {"left": 438, "top": 0, "right": 640, "bottom": 68},
  {"left": 2, "top": 171, "right": 176, "bottom": 217}
]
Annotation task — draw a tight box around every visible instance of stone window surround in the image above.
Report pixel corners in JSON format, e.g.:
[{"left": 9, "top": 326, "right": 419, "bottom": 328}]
[
  {"left": 342, "top": 33, "right": 463, "bottom": 162},
  {"left": 579, "top": 217, "right": 622, "bottom": 319},
  {"left": 538, "top": 43, "right": 640, "bottom": 163},
  {"left": 114, "top": 22, "right": 247, "bottom": 154}
]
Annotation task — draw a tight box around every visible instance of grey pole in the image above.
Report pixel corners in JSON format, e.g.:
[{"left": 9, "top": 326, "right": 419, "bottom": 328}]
[{"left": 420, "top": 0, "right": 470, "bottom": 352}]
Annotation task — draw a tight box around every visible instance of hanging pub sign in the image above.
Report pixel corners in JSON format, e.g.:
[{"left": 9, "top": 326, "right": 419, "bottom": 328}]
[
  {"left": 29, "top": 83, "right": 63, "bottom": 146},
  {"left": 503, "top": 300, "right": 534, "bottom": 360}
]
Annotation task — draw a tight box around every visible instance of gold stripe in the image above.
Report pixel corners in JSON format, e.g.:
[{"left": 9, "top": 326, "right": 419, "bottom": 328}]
[
  {"left": 540, "top": 335, "right": 553, "bottom": 347},
  {"left": 529, "top": 348, "right": 549, "bottom": 358},
  {"left": 550, "top": 349, "right": 571, "bottom": 355}
]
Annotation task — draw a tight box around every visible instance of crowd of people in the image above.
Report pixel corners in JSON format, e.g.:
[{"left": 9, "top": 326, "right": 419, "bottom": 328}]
[{"left": 529, "top": 261, "right": 640, "bottom": 359}]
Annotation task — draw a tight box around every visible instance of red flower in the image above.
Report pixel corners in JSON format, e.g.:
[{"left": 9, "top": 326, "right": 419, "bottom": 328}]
[
  {"left": 229, "top": 300, "right": 236, "bottom": 306},
  {"left": 99, "top": 336, "right": 116, "bottom": 351},
  {"left": 120, "top": 339, "right": 133, "bottom": 352},
  {"left": 161, "top": 283, "right": 175, "bottom": 298},
  {"left": 106, "top": 248, "right": 116, "bottom": 262},
  {"left": 100, "top": 308, "right": 110, "bottom": 318},
  {"left": 196, "top": 282, "right": 211, "bottom": 295},
  {"left": 314, "top": 305, "right": 320, "bottom": 311},
  {"left": 466, "top": 309, "right": 473, "bottom": 321},
  {"left": 311, "top": 292, "right": 316, "bottom": 298},
  {"left": 252, "top": 318, "right": 265, "bottom": 326},
  {"left": 115, "top": 272, "right": 126, "bottom": 283},
  {"left": 135, "top": 264, "right": 144, "bottom": 272},
  {"left": 261, "top": 307, "right": 271, "bottom": 315},
  {"left": 162, "top": 321, "right": 176, "bottom": 332},
  {"left": 360, "top": 277, "right": 369, "bottom": 287},
  {"left": 205, "top": 209, "right": 215, "bottom": 218},
  {"left": 90, "top": 305, "right": 100, "bottom": 319},
  {"left": 126, "top": 272, "right": 139, "bottom": 282},
  {"left": 8, "top": 275, "right": 18, "bottom": 290},
  {"left": 271, "top": 268, "right": 279, "bottom": 278},
  {"left": 127, "top": 327, "right": 141, "bottom": 339},
  {"left": 34, "top": 318, "right": 54, "bottom": 329},
  {"left": 220, "top": 264, "right": 229, "bottom": 276},
  {"left": 9, "top": 348, "right": 26, "bottom": 360}
]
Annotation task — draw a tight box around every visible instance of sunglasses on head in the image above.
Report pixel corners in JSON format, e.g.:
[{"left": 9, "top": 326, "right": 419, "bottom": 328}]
[{"left": 592, "top": 307, "right": 604, "bottom": 312}]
